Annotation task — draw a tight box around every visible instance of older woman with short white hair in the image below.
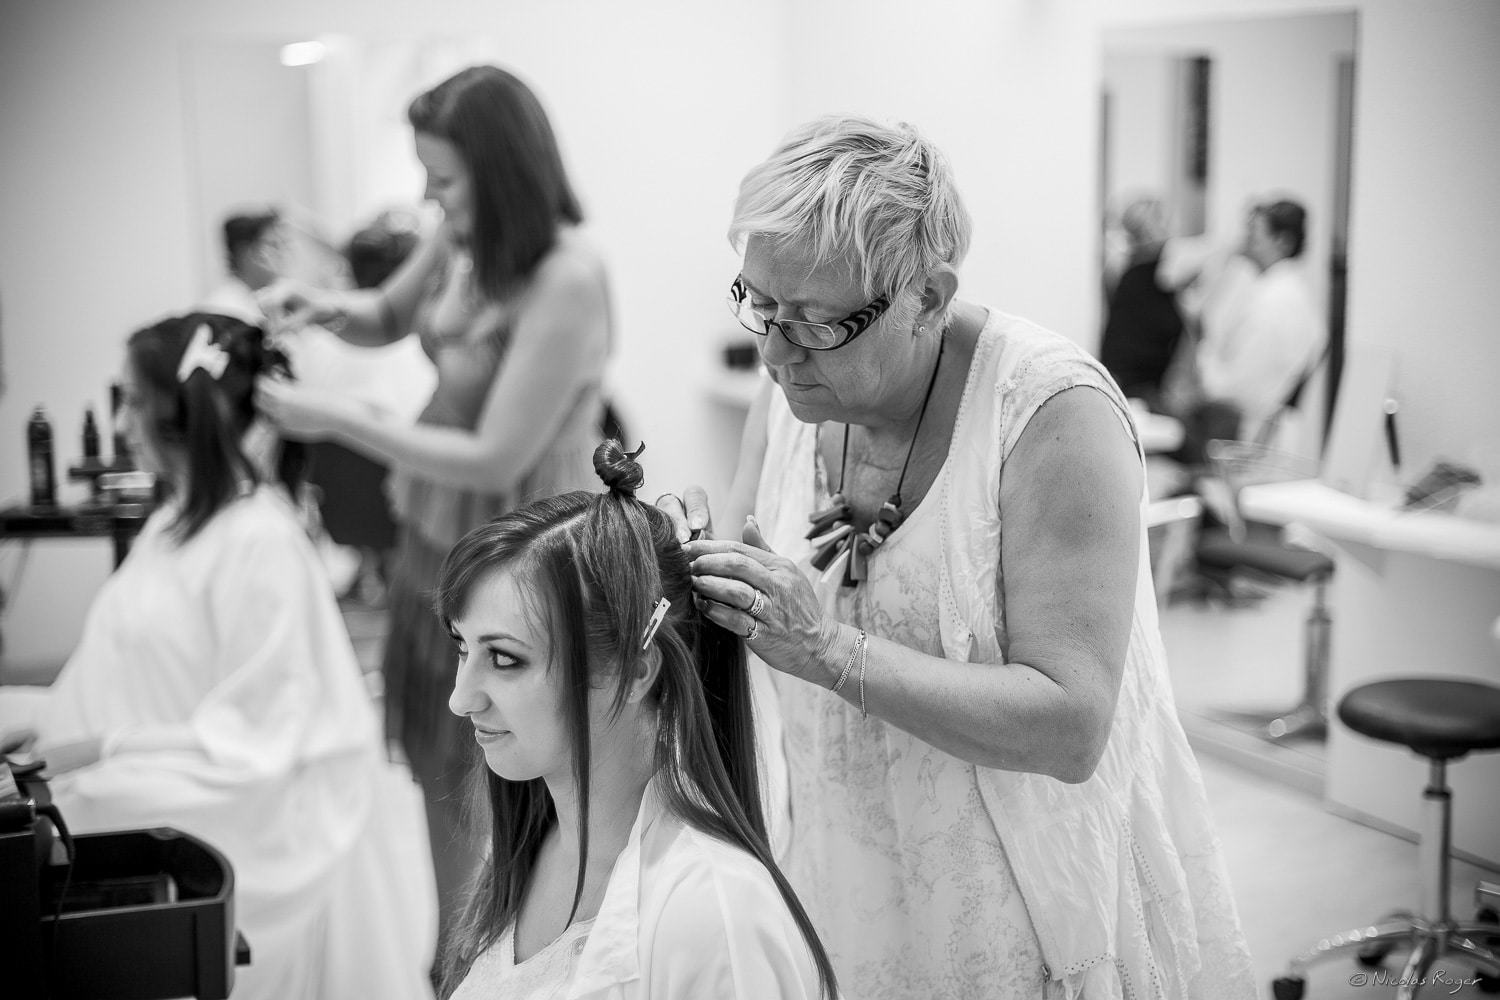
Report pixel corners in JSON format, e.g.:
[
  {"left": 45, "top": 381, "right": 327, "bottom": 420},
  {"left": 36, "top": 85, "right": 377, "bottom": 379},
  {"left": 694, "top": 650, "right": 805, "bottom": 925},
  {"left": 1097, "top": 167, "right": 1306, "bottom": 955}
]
[{"left": 673, "top": 115, "right": 1255, "bottom": 999}]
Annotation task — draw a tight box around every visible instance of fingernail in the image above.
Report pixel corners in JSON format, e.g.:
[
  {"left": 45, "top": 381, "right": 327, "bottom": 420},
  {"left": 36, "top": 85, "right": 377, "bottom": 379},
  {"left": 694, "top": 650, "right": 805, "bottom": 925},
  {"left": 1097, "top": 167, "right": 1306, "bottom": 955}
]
[{"left": 677, "top": 528, "right": 690, "bottom": 544}]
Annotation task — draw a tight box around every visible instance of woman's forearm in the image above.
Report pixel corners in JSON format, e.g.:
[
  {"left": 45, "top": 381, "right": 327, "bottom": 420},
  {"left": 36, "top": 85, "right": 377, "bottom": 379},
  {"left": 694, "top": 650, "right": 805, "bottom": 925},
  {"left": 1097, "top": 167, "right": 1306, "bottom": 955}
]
[
  {"left": 805, "top": 624, "right": 1116, "bottom": 783},
  {"left": 330, "top": 405, "right": 527, "bottom": 494},
  {"left": 327, "top": 289, "right": 405, "bottom": 348}
]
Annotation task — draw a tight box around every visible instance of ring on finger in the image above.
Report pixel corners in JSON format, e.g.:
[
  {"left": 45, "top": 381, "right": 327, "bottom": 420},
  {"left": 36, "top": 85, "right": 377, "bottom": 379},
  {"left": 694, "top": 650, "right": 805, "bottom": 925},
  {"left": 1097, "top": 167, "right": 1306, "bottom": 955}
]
[
  {"left": 747, "top": 588, "right": 766, "bottom": 618},
  {"left": 745, "top": 620, "right": 759, "bottom": 642}
]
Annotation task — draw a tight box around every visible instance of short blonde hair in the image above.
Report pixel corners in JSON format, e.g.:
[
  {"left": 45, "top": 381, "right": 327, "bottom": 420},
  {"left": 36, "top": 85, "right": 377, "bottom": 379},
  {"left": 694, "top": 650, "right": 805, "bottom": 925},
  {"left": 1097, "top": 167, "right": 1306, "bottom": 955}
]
[{"left": 728, "top": 114, "right": 972, "bottom": 305}]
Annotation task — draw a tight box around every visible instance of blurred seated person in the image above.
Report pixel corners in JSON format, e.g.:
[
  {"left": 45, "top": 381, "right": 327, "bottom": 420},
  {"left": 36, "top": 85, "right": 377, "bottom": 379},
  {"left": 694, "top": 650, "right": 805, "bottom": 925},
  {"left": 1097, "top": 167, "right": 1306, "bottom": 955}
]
[
  {"left": 1164, "top": 197, "right": 1326, "bottom": 464},
  {"left": 0, "top": 312, "right": 437, "bottom": 1000},
  {"left": 1099, "top": 195, "right": 1188, "bottom": 412},
  {"left": 201, "top": 207, "right": 286, "bottom": 323}
]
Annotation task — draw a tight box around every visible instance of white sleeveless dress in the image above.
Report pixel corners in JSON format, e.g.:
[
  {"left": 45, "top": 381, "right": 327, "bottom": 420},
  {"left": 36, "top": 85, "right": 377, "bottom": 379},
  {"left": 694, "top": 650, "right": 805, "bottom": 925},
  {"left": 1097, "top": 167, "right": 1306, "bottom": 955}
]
[{"left": 755, "top": 309, "right": 1255, "bottom": 1000}]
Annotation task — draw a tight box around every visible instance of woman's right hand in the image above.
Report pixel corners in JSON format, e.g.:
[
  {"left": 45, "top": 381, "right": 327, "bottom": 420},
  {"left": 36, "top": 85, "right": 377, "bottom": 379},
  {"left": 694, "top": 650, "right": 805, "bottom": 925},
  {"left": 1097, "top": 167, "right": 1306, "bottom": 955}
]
[{"left": 257, "top": 278, "right": 345, "bottom": 336}]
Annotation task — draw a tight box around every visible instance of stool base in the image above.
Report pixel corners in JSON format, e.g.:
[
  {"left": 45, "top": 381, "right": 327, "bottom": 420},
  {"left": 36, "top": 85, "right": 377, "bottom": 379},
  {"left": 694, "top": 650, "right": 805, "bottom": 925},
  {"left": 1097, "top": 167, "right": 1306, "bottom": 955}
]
[{"left": 1273, "top": 914, "right": 1500, "bottom": 998}]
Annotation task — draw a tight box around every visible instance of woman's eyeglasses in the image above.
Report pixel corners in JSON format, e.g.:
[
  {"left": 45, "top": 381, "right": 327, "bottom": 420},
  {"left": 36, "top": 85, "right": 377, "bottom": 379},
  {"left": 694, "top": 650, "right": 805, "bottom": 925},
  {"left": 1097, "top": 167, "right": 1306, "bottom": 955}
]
[{"left": 726, "top": 275, "right": 889, "bottom": 351}]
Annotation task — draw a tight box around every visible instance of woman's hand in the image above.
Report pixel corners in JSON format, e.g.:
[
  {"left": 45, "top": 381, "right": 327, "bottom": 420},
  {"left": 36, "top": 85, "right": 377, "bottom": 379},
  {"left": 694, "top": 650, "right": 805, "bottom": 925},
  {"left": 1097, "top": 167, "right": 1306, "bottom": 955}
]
[
  {"left": 36, "top": 737, "right": 103, "bottom": 775},
  {"left": 655, "top": 485, "right": 715, "bottom": 544},
  {"left": 257, "top": 278, "right": 346, "bottom": 337},
  {"left": 254, "top": 375, "right": 360, "bottom": 441},
  {"left": 683, "top": 517, "right": 839, "bottom": 688},
  {"left": 1, "top": 725, "right": 36, "bottom": 756}
]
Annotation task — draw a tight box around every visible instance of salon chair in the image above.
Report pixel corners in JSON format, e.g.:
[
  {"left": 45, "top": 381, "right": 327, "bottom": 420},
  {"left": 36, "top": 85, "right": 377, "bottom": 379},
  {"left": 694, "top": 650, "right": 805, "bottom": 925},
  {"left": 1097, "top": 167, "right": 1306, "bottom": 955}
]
[
  {"left": 1271, "top": 679, "right": 1500, "bottom": 999},
  {"left": 1194, "top": 439, "right": 1334, "bottom": 741}
]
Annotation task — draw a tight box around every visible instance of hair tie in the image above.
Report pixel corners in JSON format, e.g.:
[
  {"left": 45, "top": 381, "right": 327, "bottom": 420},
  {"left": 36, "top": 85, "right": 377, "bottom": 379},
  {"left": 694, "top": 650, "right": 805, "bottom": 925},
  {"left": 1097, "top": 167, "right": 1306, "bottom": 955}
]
[{"left": 177, "top": 322, "right": 230, "bottom": 383}]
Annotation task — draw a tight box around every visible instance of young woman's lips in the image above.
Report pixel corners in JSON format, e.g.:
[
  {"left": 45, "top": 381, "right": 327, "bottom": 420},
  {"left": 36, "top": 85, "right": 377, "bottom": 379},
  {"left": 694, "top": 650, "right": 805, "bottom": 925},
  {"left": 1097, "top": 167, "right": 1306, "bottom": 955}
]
[{"left": 473, "top": 725, "right": 510, "bottom": 744}]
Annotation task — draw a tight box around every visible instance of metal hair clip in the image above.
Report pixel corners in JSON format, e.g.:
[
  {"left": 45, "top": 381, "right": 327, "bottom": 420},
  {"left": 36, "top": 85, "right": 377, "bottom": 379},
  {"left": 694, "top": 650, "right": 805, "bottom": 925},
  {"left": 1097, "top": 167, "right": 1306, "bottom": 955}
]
[
  {"left": 176, "top": 323, "right": 230, "bottom": 383},
  {"left": 641, "top": 597, "right": 671, "bottom": 650}
]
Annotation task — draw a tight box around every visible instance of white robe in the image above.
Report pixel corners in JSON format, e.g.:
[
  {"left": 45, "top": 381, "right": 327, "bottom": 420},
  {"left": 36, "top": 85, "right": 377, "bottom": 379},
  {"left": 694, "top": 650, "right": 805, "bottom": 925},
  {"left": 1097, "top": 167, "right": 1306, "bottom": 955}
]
[{"left": 2, "top": 487, "right": 437, "bottom": 1000}]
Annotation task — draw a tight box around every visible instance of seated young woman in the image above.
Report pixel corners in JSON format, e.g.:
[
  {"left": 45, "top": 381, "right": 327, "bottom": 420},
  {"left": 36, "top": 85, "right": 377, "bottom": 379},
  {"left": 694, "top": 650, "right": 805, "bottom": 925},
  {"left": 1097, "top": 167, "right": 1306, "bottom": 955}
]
[
  {"left": 0, "top": 312, "right": 437, "bottom": 1000},
  {"left": 434, "top": 440, "right": 837, "bottom": 999}
]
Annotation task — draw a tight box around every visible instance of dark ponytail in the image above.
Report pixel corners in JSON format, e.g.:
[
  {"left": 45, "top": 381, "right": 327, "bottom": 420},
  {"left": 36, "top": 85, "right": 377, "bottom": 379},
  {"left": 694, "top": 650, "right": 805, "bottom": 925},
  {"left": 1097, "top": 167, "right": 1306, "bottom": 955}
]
[{"left": 126, "top": 311, "right": 301, "bottom": 541}]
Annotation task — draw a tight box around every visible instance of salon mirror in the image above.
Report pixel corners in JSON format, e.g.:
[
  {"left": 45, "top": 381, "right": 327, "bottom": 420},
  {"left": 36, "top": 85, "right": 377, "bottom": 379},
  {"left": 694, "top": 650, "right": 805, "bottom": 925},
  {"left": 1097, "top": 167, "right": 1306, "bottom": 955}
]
[
  {"left": 181, "top": 34, "right": 494, "bottom": 298},
  {"left": 1101, "top": 11, "right": 1358, "bottom": 786}
]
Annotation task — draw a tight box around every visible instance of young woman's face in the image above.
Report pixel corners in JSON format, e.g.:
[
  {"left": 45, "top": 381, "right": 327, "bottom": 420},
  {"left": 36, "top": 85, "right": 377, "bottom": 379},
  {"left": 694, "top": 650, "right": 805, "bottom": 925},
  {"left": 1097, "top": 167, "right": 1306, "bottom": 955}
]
[
  {"left": 447, "top": 566, "right": 577, "bottom": 783},
  {"left": 116, "top": 358, "right": 167, "bottom": 478},
  {"left": 414, "top": 132, "right": 475, "bottom": 242}
]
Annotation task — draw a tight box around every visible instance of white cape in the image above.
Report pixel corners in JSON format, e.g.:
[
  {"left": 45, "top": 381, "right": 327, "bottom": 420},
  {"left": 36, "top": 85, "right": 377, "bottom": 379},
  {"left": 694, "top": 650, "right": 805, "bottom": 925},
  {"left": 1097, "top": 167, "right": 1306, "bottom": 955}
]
[{"left": 1, "top": 487, "right": 436, "bottom": 1000}]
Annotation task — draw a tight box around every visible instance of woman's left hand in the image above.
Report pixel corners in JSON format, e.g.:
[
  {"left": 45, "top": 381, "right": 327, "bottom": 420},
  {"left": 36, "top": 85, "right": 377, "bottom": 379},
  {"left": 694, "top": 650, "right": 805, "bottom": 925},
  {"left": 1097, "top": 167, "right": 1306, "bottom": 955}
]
[
  {"left": 36, "top": 737, "right": 103, "bottom": 775},
  {"left": 683, "top": 518, "right": 838, "bottom": 688},
  {"left": 254, "top": 375, "right": 356, "bottom": 441}
]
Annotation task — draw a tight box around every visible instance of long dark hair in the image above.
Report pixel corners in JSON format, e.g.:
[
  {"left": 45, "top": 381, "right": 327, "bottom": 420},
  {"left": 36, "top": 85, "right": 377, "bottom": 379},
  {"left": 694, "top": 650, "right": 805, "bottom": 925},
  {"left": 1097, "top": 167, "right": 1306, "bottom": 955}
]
[
  {"left": 408, "top": 65, "right": 584, "bottom": 303},
  {"left": 126, "top": 311, "right": 301, "bottom": 541},
  {"left": 432, "top": 440, "right": 836, "bottom": 998}
]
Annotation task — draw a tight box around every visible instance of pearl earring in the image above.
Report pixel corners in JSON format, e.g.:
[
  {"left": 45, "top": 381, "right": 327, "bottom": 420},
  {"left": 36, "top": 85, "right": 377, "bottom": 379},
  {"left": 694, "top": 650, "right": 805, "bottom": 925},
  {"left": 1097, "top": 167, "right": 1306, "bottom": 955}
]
[{"left": 918, "top": 325, "right": 927, "bottom": 333}]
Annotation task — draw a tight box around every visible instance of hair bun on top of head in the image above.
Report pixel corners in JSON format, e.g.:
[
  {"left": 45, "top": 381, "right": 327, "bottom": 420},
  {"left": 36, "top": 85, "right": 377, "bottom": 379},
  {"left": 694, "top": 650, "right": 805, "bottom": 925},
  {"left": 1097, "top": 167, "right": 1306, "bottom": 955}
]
[{"left": 592, "top": 439, "right": 646, "bottom": 497}]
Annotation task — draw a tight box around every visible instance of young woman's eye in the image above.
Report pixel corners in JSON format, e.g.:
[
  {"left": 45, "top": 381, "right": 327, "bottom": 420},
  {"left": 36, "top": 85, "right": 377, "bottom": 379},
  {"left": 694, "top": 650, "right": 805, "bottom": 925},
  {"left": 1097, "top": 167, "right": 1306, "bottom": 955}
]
[{"left": 486, "top": 649, "right": 521, "bottom": 671}]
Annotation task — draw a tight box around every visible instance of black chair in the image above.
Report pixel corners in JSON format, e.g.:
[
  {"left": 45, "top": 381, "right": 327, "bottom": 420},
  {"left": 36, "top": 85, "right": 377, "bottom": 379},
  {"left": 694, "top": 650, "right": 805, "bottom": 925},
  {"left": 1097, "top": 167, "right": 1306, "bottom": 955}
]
[
  {"left": 1272, "top": 679, "right": 1500, "bottom": 999},
  {"left": 1194, "top": 440, "right": 1335, "bottom": 741}
]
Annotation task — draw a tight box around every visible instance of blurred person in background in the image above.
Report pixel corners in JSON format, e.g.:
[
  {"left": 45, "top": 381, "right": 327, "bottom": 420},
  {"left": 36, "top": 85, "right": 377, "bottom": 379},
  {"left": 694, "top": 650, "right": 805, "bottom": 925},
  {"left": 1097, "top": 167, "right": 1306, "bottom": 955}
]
[
  {"left": 1099, "top": 193, "right": 1189, "bottom": 412},
  {"left": 1192, "top": 197, "right": 1325, "bottom": 449},
  {"left": 0, "top": 312, "right": 437, "bottom": 1000},
  {"left": 255, "top": 64, "right": 612, "bottom": 956},
  {"left": 201, "top": 207, "right": 287, "bottom": 323}
]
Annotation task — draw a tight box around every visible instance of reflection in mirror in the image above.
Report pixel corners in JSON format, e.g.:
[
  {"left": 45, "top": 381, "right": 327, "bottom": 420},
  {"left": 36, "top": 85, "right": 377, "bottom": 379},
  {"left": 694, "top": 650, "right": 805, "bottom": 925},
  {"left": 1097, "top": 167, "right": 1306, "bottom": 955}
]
[
  {"left": 1103, "top": 12, "right": 1358, "bottom": 789},
  {"left": 1100, "top": 12, "right": 1356, "bottom": 459},
  {"left": 182, "top": 34, "right": 497, "bottom": 300}
]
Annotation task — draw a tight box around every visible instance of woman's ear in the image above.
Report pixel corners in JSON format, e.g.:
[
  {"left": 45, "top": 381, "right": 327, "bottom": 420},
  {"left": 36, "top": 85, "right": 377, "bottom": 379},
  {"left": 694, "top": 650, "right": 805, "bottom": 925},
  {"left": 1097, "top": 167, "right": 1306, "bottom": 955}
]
[
  {"left": 916, "top": 265, "right": 960, "bottom": 329},
  {"left": 626, "top": 645, "right": 663, "bottom": 704}
]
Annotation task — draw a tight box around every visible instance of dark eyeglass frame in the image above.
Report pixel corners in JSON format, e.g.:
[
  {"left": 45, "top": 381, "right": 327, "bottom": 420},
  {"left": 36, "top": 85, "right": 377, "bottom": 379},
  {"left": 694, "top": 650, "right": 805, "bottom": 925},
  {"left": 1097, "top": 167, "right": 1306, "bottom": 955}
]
[{"left": 727, "top": 275, "right": 890, "bottom": 352}]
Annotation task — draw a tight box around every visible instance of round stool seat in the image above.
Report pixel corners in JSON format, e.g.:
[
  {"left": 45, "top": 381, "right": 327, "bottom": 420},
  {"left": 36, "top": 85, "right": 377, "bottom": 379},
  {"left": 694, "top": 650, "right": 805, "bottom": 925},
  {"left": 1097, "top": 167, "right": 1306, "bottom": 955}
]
[{"left": 1338, "top": 679, "right": 1500, "bottom": 760}]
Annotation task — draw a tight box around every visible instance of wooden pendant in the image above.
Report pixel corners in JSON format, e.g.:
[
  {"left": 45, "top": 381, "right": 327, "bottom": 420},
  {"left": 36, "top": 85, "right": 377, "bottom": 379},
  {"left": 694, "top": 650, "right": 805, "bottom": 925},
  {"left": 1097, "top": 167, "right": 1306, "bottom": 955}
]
[
  {"left": 847, "top": 533, "right": 871, "bottom": 584},
  {"left": 809, "top": 522, "right": 854, "bottom": 572},
  {"left": 805, "top": 490, "right": 907, "bottom": 589},
  {"left": 805, "top": 494, "right": 852, "bottom": 539},
  {"left": 868, "top": 494, "right": 904, "bottom": 544}
]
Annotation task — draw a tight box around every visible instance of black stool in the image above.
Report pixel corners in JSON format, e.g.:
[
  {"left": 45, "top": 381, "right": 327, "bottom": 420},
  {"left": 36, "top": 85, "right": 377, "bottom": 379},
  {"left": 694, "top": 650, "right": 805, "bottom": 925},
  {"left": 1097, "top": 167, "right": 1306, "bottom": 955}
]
[
  {"left": 1273, "top": 679, "right": 1500, "bottom": 999},
  {"left": 1194, "top": 439, "right": 1335, "bottom": 743},
  {"left": 1197, "top": 523, "right": 1334, "bottom": 741}
]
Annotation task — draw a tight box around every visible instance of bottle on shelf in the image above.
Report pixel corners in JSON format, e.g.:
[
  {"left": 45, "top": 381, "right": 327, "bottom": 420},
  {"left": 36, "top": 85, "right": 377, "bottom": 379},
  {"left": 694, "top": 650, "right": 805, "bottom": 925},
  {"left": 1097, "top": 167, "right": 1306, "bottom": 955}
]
[
  {"left": 82, "top": 405, "right": 101, "bottom": 460},
  {"left": 27, "top": 405, "right": 57, "bottom": 510},
  {"left": 109, "top": 382, "right": 133, "bottom": 470}
]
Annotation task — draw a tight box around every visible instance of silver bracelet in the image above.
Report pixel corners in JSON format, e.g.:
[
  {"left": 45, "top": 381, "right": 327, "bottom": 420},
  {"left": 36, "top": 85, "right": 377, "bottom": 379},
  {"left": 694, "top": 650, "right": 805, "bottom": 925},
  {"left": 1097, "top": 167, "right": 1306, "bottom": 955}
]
[
  {"left": 858, "top": 632, "right": 870, "bottom": 720},
  {"left": 830, "top": 629, "right": 864, "bottom": 694}
]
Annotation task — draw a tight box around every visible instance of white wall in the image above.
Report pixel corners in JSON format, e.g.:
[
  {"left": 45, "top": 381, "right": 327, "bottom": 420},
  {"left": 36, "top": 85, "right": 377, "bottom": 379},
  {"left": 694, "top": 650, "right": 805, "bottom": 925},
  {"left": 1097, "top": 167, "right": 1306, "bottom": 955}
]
[
  {"left": 777, "top": 0, "right": 1103, "bottom": 350},
  {"left": 1102, "top": 51, "right": 1181, "bottom": 222}
]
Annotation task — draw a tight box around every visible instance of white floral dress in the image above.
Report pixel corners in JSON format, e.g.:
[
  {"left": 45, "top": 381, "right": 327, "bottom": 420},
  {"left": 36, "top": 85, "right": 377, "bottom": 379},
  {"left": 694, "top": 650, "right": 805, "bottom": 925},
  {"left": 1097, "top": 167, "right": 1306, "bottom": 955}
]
[{"left": 756, "top": 308, "right": 1256, "bottom": 1000}]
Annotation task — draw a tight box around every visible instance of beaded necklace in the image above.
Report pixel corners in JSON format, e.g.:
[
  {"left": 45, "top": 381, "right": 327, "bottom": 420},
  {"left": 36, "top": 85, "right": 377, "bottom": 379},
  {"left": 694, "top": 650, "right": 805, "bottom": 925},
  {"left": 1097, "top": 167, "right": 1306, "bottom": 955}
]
[{"left": 806, "top": 336, "right": 946, "bottom": 587}]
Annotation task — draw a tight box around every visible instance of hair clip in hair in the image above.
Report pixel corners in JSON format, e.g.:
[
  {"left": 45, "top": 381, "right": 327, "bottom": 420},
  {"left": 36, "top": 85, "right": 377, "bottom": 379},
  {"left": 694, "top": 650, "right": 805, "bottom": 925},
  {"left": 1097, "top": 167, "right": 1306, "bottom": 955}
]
[
  {"left": 176, "top": 323, "right": 230, "bottom": 383},
  {"left": 641, "top": 597, "right": 670, "bottom": 650}
]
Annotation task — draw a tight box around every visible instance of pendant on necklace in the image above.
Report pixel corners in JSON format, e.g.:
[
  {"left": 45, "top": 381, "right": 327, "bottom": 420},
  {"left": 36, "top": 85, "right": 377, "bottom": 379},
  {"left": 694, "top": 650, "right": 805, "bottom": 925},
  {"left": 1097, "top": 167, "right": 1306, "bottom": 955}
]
[{"left": 805, "top": 490, "right": 905, "bottom": 587}]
